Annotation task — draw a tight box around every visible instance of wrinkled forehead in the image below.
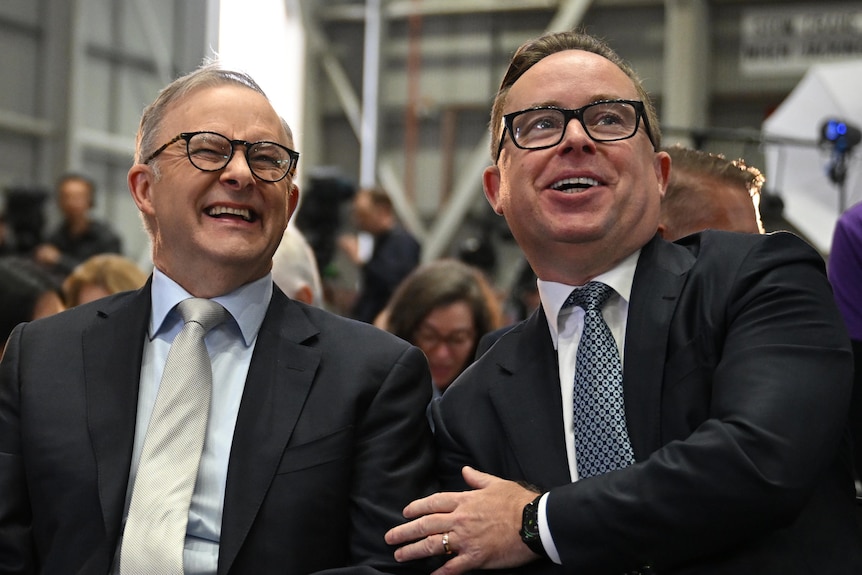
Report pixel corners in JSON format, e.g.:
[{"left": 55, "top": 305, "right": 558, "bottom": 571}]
[{"left": 162, "top": 84, "right": 290, "bottom": 143}]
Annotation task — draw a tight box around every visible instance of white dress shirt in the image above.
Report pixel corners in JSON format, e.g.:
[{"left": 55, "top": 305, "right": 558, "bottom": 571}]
[
  {"left": 534, "top": 250, "right": 640, "bottom": 564},
  {"left": 113, "top": 268, "right": 272, "bottom": 575}
]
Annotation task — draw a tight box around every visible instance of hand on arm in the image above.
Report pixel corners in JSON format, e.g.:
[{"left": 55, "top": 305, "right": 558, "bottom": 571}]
[{"left": 385, "top": 466, "right": 541, "bottom": 575}]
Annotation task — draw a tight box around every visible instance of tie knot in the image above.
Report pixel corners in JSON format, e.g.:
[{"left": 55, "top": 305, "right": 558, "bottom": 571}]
[
  {"left": 177, "top": 298, "right": 229, "bottom": 333},
  {"left": 564, "top": 281, "right": 614, "bottom": 311}
]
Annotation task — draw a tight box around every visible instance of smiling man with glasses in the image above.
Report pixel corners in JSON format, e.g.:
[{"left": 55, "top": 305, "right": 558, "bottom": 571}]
[
  {"left": 386, "top": 30, "right": 862, "bottom": 574},
  {"left": 0, "top": 63, "right": 438, "bottom": 574}
]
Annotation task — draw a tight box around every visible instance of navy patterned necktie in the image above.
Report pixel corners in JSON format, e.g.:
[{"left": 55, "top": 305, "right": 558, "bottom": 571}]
[{"left": 564, "top": 281, "right": 635, "bottom": 478}]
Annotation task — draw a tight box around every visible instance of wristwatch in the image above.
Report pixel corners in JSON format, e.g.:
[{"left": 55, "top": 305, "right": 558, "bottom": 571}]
[{"left": 519, "top": 494, "right": 549, "bottom": 558}]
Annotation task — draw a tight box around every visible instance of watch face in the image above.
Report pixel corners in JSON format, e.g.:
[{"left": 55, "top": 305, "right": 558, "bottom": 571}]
[
  {"left": 521, "top": 497, "right": 541, "bottom": 540},
  {"left": 520, "top": 496, "right": 547, "bottom": 558}
]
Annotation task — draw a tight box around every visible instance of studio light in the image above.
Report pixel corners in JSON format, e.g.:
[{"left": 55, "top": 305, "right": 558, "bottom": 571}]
[
  {"left": 819, "top": 118, "right": 861, "bottom": 189},
  {"left": 821, "top": 119, "right": 862, "bottom": 152}
]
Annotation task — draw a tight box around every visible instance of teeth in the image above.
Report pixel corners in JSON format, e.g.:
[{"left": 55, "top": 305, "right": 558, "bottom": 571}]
[
  {"left": 207, "top": 206, "right": 252, "bottom": 221},
  {"left": 551, "top": 177, "right": 600, "bottom": 191}
]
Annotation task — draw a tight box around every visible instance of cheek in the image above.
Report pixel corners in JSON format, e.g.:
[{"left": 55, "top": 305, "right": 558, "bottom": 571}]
[{"left": 451, "top": 347, "right": 472, "bottom": 369}]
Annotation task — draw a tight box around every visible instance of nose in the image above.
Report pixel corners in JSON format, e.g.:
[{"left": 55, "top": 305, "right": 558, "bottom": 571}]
[
  {"left": 427, "top": 342, "right": 454, "bottom": 361},
  {"left": 558, "top": 116, "right": 596, "bottom": 155},
  {"left": 220, "top": 147, "right": 256, "bottom": 189}
]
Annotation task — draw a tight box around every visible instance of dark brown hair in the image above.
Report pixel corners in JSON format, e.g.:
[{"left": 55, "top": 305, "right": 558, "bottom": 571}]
[{"left": 384, "top": 258, "right": 503, "bottom": 358}]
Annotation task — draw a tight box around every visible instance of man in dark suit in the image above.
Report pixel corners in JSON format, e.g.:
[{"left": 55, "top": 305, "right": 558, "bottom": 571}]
[
  {"left": 385, "top": 31, "right": 862, "bottom": 573},
  {"left": 0, "top": 64, "right": 436, "bottom": 574},
  {"left": 339, "top": 187, "right": 421, "bottom": 324},
  {"left": 33, "top": 172, "right": 123, "bottom": 277}
]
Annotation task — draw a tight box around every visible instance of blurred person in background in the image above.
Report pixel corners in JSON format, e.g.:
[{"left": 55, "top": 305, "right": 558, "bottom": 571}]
[
  {"left": 62, "top": 253, "right": 148, "bottom": 307},
  {"left": 658, "top": 144, "right": 764, "bottom": 241},
  {"left": 379, "top": 258, "right": 503, "bottom": 397},
  {"left": 0, "top": 256, "right": 65, "bottom": 356},
  {"left": 339, "top": 186, "right": 420, "bottom": 323},
  {"left": 271, "top": 225, "right": 324, "bottom": 307},
  {"left": 33, "top": 172, "right": 122, "bottom": 277},
  {"left": 828, "top": 199, "right": 862, "bottom": 524}
]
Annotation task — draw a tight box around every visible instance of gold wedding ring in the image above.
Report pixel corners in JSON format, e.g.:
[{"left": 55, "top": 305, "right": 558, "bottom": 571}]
[{"left": 442, "top": 531, "right": 452, "bottom": 555}]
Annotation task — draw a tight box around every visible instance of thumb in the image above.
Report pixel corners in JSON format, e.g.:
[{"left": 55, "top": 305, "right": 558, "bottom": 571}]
[{"left": 462, "top": 465, "right": 496, "bottom": 489}]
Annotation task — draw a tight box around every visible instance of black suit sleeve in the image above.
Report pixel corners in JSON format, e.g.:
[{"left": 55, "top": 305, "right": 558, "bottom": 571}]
[
  {"left": 344, "top": 345, "right": 441, "bottom": 573},
  {"left": 0, "top": 325, "right": 37, "bottom": 574}
]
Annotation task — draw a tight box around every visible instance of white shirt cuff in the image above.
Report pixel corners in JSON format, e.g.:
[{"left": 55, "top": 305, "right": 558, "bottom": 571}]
[{"left": 538, "top": 492, "right": 562, "bottom": 564}]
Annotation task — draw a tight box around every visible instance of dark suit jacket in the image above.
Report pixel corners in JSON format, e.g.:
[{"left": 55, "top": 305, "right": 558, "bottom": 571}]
[
  {"left": 0, "top": 283, "right": 437, "bottom": 574},
  {"left": 434, "top": 231, "right": 862, "bottom": 574}
]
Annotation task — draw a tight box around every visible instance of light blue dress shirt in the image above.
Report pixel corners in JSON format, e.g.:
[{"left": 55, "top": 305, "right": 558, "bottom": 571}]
[{"left": 113, "top": 268, "right": 272, "bottom": 575}]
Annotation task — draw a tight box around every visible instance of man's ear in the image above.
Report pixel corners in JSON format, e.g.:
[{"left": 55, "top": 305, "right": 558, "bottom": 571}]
[
  {"left": 482, "top": 165, "right": 504, "bottom": 216},
  {"left": 654, "top": 150, "right": 671, "bottom": 200},
  {"left": 286, "top": 183, "right": 300, "bottom": 221},
  {"left": 128, "top": 164, "right": 155, "bottom": 218}
]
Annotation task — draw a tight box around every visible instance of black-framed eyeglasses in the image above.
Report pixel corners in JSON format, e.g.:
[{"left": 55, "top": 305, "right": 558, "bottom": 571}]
[
  {"left": 496, "top": 99, "right": 655, "bottom": 162},
  {"left": 143, "top": 131, "right": 299, "bottom": 183}
]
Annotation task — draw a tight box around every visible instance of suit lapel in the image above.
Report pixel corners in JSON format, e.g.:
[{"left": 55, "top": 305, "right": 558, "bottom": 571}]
[
  {"left": 83, "top": 283, "right": 151, "bottom": 546},
  {"left": 218, "top": 290, "right": 320, "bottom": 575},
  {"left": 623, "top": 235, "right": 694, "bottom": 459},
  {"left": 488, "top": 308, "right": 572, "bottom": 488}
]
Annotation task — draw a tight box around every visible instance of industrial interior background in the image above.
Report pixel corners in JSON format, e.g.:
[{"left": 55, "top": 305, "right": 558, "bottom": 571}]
[{"left": 1, "top": 0, "right": 859, "bottom": 293}]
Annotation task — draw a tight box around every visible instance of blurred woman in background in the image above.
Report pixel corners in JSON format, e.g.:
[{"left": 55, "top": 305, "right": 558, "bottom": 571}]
[
  {"left": 380, "top": 258, "right": 503, "bottom": 397},
  {"left": 62, "top": 253, "right": 147, "bottom": 307}
]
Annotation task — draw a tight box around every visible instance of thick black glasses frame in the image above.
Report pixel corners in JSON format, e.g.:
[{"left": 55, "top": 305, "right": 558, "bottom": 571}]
[
  {"left": 495, "top": 99, "right": 656, "bottom": 163},
  {"left": 143, "top": 131, "right": 300, "bottom": 183}
]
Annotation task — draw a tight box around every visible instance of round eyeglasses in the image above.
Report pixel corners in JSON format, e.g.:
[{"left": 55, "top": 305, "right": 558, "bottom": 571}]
[
  {"left": 496, "top": 99, "right": 655, "bottom": 162},
  {"left": 143, "top": 131, "right": 300, "bottom": 183}
]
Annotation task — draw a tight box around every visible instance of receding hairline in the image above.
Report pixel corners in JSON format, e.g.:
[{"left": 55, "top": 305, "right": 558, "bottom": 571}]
[{"left": 135, "top": 65, "right": 293, "bottom": 163}]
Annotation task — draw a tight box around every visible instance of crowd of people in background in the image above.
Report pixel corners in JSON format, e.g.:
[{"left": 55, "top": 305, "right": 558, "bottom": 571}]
[
  {"left": 0, "top": 173, "right": 144, "bottom": 355},
  {"left": 1, "top": 26, "right": 861, "bottom": 574}
]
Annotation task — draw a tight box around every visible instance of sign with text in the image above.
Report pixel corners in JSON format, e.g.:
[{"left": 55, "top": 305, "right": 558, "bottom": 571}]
[{"left": 741, "top": 4, "right": 862, "bottom": 76}]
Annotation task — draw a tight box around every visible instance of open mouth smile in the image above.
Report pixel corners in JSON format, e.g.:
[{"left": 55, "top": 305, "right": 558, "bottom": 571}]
[
  {"left": 550, "top": 177, "right": 601, "bottom": 193},
  {"left": 206, "top": 205, "right": 258, "bottom": 223}
]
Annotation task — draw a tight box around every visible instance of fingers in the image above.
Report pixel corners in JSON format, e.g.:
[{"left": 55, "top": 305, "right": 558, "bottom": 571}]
[
  {"left": 391, "top": 531, "right": 474, "bottom": 575},
  {"left": 390, "top": 529, "right": 461, "bottom": 562},
  {"left": 402, "top": 490, "right": 459, "bottom": 519},
  {"left": 386, "top": 512, "right": 446, "bottom": 546},
  {"left": 461, "top": 465, "right": 495, "bottom": 489}
]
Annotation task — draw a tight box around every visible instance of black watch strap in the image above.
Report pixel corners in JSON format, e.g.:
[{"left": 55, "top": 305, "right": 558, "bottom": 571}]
[{"left": 519, "top": 494, "right": 549, "bottom": 558}]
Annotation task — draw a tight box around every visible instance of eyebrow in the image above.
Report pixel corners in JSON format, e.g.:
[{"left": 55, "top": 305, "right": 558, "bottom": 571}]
[{"left": 515, "top": 94, "right": 632, "bottom": 111}]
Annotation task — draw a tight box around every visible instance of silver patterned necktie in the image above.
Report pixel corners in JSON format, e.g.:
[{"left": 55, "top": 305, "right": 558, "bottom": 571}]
[
  {"left": 120, "top": 298, "right": 229, "bottom": 574},
  {"left": 565, "top": 281, "right": 635, "bottom": 478}
]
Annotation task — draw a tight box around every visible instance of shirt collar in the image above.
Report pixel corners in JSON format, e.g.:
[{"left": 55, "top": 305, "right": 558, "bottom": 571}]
[
  {"left": 149, "top": 267, "right": 273, "bottom": 346},
  {"left": 536, "top": 249, "right": 640, "bottom": 348}
]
